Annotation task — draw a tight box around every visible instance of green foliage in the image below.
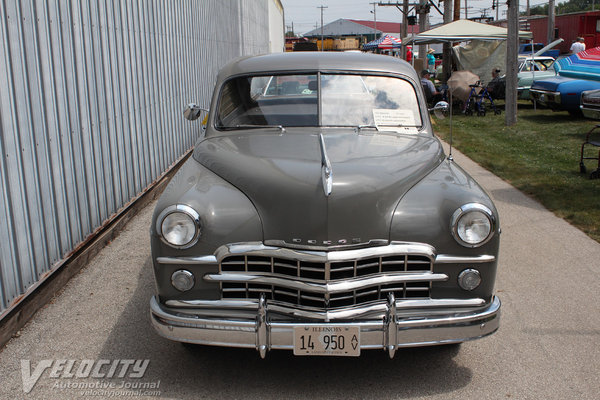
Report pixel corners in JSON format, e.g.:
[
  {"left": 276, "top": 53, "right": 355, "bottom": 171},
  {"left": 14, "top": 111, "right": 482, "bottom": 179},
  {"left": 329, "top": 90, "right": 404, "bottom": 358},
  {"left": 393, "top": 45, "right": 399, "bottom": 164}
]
[
  {"left": 527, "top": 0, "right": 596, "bottom": 16},
  {"left": 434, "top": 102, "right": 600, "bottom": 242}
]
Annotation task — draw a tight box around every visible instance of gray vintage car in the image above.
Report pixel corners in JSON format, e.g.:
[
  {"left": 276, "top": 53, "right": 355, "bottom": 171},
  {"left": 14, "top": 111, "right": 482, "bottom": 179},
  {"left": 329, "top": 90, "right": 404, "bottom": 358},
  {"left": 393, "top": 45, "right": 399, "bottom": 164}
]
[{"left": 149, "top": 52, "right": 501, "bottom": 358}]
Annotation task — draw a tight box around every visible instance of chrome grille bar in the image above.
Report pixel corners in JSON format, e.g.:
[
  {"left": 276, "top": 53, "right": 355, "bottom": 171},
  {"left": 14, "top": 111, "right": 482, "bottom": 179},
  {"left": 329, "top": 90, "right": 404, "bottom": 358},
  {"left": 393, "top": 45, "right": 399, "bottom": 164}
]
[
  {"left": 212, "top": 242, "right": 442, "bottom": 309},
  {"left": 206, "top": 272, "right": 446, "bottom": 294}
]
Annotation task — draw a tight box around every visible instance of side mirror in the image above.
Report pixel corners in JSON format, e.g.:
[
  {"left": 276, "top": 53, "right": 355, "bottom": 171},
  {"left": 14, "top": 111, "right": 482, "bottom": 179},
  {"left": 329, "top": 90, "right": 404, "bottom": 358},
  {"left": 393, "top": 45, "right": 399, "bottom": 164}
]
[
  {"left": 430, "top": 101, "right": 449, "bottom": 119},
  {"left": 183, "top": 103, "right": 209, "bottom": 121}
]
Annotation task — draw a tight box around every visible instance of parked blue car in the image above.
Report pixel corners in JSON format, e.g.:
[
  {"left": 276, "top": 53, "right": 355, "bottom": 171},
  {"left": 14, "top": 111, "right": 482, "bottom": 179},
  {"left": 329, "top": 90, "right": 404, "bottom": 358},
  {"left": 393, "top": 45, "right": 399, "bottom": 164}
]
[
  {"left": 530, "top": 47, "right": 600, "bottom": 116},
  {"left": 530, "top": 76, "right": 600, "bottom": 116}
]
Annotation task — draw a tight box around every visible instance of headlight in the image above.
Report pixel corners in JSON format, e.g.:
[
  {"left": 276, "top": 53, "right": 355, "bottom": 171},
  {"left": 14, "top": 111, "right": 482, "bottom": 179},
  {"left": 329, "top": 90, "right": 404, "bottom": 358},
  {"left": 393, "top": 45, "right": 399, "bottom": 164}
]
[
  {"left": 156, "top": 205, "right": 201, "bottom": 248},
  {"left": 451, "top": 203, "right": 495, "bottom": 247}
]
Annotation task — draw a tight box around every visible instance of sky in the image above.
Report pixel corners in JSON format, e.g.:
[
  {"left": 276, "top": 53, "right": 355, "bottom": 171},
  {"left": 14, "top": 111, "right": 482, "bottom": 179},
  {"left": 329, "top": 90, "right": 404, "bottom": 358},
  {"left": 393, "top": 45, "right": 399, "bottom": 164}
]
[{"left": 280, "top": 0, "right": 552, "bottom": 36}]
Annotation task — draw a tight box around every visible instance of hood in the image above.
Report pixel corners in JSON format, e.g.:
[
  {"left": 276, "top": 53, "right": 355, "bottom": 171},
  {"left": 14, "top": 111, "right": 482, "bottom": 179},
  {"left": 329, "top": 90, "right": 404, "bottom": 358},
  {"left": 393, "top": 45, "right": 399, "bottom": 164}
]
[
  {"left": 531, "top": 76, "right": 576, "bottom": 91},
  {"left": 194, "top": 129, "right": 444, "bottom": 247},
  {"left": 532, "top": 39, "right": 563, "bottom": 57}
]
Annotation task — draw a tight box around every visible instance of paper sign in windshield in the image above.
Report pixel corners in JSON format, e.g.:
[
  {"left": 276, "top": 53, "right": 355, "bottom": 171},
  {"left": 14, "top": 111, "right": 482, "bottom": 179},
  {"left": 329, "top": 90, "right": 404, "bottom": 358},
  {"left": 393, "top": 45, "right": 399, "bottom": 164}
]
[{"left": 372, "top": 109, "right": 416, "bottom": 132}]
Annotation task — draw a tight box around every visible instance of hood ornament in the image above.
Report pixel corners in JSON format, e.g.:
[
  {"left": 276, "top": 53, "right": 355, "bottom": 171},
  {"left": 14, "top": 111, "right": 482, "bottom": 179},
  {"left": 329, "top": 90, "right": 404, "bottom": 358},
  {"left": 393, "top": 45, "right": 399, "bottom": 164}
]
[{"left": 319, "top": 134, "right": 333, "bottom": 197}]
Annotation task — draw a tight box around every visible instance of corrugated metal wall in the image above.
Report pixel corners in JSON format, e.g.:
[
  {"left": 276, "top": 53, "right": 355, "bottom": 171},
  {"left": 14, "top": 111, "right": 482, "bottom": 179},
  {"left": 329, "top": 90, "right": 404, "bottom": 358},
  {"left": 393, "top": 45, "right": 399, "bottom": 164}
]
[{"left": 0, "top": 0, "right": 277, "bottom": 314}]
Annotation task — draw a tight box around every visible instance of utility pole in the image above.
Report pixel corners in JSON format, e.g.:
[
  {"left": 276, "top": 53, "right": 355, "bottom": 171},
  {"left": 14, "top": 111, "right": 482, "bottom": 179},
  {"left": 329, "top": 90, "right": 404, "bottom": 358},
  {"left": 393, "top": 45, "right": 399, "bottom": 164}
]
[
  {"left": 494, "top": 0, "right": 499, "bottom": 21},
  {"left": 318, "top": 5, "right": 328, "bottom": 51},
  {"left": 443, "top": 0, "right": 453, "bottom": 81},
  {"left": 370, "top": 2, "right": 378, "bottom": 40},
  {"left": 418, "top": 1, "right": 428, "bottom": 59},
  {"left": 506, "top": 0, "right": 519, "bottom": 126},
  {"left": 464, "top": 0, "right": 468, "bottom": 19},
  {"left": 376, "top": 2, "right": 409, "bottom": 59},
  {"left": 454, "top": 0, "right": 460, "bottom": 20},
  {"left": 547, "top": 0, "right": 555, "bottom": 45},
  {"left": 402, "top": 0, "right": 408, "bottom": 59}
]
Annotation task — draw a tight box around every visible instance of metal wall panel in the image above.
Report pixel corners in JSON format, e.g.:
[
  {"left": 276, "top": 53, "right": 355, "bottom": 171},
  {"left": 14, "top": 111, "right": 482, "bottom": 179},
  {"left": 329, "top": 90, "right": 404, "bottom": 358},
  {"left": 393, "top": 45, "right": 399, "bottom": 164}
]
[{"left": 0, "top": 0, "right": 278, "bottom": 314}]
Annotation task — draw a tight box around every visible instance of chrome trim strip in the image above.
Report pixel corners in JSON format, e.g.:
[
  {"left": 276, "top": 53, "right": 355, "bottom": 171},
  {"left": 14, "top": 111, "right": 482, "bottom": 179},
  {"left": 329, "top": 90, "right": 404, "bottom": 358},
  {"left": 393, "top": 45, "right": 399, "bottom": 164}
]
[
  {"left": 434, "top": 254, "right": 496, "bottom": 264},
  {"left": 214, "top": 242, "right": 436, "bottom": 264},
  {"left": 158, "top": 252, "right": 495, "bottom": 266},
  {"left": 264, "top": 239, "right": 389, "bottom": 251},
  {"left": 319, "top": 133, "right": 333, "bottom": 196},
  {"left": 156, "top": 255, "right": 218, "bottom": 265},
  {"left": 166, "top": 299, "right": 260, "bottom": 309},
  {"left": 157, "top": 242, "right": 437, "bottom": 266},
  {"left": 204, "top": 271, "right": 448, "bottom": 294},
  {"left": 163, "top": 298, "right": 487, "bottom": 320}
]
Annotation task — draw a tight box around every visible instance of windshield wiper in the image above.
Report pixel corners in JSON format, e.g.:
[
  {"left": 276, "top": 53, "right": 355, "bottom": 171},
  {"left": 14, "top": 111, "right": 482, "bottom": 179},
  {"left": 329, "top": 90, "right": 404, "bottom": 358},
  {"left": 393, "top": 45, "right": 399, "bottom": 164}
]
[
  {"left": 356, "top": 125, "right": 378, "bottom": 131},
  {"left": 218, "top": 124, "right": 285, "bottom": 132}
]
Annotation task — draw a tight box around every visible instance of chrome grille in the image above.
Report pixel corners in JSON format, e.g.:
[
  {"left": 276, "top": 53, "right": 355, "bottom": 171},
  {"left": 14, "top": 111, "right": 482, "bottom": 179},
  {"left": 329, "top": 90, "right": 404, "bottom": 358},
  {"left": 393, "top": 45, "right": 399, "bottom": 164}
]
[{"left": 219, "top": 254, "right": 433, "bottom": 308}]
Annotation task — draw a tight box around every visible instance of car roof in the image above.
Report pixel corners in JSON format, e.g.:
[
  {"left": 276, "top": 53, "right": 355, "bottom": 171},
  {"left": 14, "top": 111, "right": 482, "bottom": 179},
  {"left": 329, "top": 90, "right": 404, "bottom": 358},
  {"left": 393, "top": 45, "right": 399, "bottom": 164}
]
[{"left": 216, "top": 52, "right": 417, "bottom": 81}]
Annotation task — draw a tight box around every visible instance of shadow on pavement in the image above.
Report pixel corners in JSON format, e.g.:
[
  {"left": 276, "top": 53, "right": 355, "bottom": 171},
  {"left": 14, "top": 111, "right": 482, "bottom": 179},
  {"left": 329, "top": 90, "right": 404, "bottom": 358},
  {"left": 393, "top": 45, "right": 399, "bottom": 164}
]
[
  {"left": 488, "top": 187, "right": 545, "bottom": 212},
  {"left": 99, "top": 258, "right": 472, "bottom": 399}
]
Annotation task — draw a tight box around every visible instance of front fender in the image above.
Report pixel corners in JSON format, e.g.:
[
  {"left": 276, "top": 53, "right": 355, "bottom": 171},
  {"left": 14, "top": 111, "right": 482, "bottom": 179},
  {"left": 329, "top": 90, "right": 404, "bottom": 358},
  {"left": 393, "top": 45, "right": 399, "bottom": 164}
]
[
  {"left": 151, "top": 157, "right": 263, "bottom": 301},
  {"left": 390, "top": 159, "right": 500, "bottom": 301},
  {"left": 391, "top": 158, "right": 499, "bottom": 255}
]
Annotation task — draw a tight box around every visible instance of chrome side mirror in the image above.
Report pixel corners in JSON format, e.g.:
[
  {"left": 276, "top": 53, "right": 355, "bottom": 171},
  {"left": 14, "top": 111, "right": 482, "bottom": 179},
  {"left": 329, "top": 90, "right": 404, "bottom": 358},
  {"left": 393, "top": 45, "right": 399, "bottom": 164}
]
[
  {"left": 429, "top": 101, "right": 449, "bottom": 119},
  {"left": 183, "top": 103, "right": 209, "bottom": 121}
]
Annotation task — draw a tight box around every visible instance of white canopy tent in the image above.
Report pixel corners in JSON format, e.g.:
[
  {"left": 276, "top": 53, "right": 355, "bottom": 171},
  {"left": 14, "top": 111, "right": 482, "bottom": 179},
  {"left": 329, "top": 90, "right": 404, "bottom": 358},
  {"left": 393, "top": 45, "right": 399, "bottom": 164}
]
[{"left": 403, "top": 19, "right": 533, "bottom": 44}]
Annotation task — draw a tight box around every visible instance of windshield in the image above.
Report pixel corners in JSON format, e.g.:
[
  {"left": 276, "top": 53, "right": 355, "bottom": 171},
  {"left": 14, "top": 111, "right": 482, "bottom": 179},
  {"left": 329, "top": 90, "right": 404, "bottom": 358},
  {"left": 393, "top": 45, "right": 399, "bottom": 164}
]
[
  {"left": 519, "top": 58, "right": 555, "bottom": 72},
  {"left": 215, "top": 73, "right": 422, "bottom": 130}
]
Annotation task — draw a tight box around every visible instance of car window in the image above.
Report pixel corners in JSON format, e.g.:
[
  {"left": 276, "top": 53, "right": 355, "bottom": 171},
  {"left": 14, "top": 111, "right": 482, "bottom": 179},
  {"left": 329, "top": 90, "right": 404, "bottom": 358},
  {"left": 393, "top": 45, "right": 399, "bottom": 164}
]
[
  {"left": 519, "top": 59, "right": 555, "bottom": 73},
  {"left": 537, "top": 59, "right": 554, "bottom": 70},
  {"left": 215, "top": 73, "right": 422, "bottom": 130},
  {"left": 321, "top": 75, "right": 421, "bottom": 127}
]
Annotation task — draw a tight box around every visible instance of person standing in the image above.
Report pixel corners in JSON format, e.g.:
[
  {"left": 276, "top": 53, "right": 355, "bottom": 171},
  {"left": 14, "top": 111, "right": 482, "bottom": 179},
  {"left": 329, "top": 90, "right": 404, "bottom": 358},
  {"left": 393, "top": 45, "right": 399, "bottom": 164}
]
[
  {"left": 427, "top": 48, "right": 436, "bottom": 73},
  {"left": 570, "top": 37, "right": 586, "bottom": 54}
]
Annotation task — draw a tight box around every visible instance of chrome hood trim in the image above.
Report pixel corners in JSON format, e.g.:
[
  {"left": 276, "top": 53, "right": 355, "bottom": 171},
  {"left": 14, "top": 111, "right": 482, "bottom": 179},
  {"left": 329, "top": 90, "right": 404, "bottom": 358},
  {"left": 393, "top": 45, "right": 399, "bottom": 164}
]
[{"left": 319, "top": 133, "right": 333, "bottom": 197}]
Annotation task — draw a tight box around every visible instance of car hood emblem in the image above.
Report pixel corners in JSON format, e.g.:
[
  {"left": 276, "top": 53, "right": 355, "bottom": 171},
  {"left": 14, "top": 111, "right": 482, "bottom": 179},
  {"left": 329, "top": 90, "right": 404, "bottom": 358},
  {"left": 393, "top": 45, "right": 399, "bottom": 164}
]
[{"left": 319, "top": 133, "right": 333, "bottom": 197}]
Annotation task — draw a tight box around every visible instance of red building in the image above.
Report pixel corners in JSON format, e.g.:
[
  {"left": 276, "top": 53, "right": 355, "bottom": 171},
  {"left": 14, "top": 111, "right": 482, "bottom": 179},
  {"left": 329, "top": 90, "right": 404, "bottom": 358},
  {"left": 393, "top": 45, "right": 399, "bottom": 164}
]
[{"left": 522, "top": 11, "right": 600, "bottom": 54}]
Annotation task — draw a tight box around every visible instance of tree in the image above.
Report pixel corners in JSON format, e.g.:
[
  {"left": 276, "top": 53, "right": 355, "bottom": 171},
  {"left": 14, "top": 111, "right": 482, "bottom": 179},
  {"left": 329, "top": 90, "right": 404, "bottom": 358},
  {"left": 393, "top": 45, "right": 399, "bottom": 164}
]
[{"left": 527, "top": 0, "right": 596, "bottom": 15}]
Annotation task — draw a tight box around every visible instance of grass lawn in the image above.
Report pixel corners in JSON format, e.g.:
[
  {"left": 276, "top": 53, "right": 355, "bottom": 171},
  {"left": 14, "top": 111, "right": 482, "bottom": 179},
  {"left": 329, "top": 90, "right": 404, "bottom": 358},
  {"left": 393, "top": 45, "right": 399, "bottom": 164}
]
[{"left": 434, "top": 101, "right": 600, "bottom": 242}]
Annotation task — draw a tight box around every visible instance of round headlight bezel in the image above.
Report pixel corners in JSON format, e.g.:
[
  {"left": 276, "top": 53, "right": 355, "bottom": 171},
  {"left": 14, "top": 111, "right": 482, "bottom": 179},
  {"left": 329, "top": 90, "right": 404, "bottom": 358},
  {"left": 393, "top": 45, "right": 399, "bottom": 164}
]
[
  {"left": 451, "top": 203, "right": 496, "bottom": 248},
  {"left": 156, "top": 205, "right": 201, "bottom": 249},
  {"left": 457, "top": 268, "right": 482, "bottom": 291},
  {"left": 171, "top": 269, "right": 195, "bottom": 292}
]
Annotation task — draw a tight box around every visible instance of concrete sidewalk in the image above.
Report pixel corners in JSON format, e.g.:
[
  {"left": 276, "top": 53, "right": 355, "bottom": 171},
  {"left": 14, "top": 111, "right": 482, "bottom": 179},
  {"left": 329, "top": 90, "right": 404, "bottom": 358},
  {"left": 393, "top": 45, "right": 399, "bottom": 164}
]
[{"left": 0, "top": 143, "right": 599, "bottom": 399}]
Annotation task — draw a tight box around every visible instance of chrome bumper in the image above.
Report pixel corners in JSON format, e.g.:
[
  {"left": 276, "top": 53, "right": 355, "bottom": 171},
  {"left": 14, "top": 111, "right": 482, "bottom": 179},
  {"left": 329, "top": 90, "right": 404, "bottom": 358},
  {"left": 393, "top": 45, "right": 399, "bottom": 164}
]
[
  {"left": 530, "top": 89, "right": 561, "bottom": 107},
  {"left": 150, "top": 295, "right": 501, "bottom": 358},
  {"left": 581, "top": 105, "right": 600, "bottom": 120}
]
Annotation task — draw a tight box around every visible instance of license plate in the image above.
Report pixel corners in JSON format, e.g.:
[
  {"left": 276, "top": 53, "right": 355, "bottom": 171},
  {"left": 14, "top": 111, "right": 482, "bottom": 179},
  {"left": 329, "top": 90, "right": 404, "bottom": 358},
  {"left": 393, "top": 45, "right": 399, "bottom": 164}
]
[{"left": 293, "top": 325, "right": 360, "bottom": 356}]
